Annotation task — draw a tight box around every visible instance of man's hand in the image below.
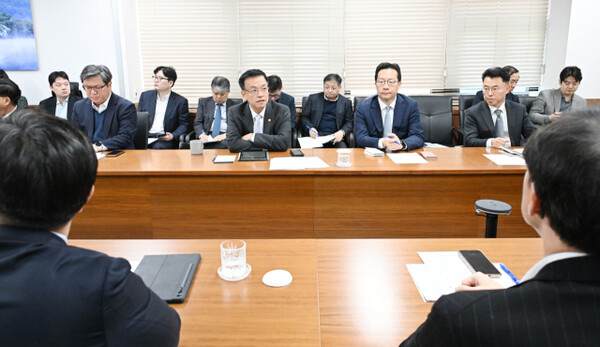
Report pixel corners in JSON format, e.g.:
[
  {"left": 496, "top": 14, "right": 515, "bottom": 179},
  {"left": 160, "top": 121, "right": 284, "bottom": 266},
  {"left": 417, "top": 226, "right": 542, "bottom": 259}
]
[
  {"left": 455, "top": 272, "right": 504, "bottom": 291},
  {"left": 549, "top": 112, "right": 563, "bottom": 122},
  {"left": 309, "top": 127, "right": 319, "bottom": 138},
  {"left": 158, "top": 132, "right": 173, "bottom": 141},
  {"left": 242, "top": 133, "right": 253, "bottom": 141},
  {"left": 214, "top": 133, "right": 226, "bottom": 141},
  {"left": 92, "top": 144, "right": 101, "bottom": 153},
  {"left": 383, "top": 133, "right": 403, "bottom": 151},
  {"left": 491, "top": 137, "right": 510, "bottom": 148},
  {"left": 199, "top": 133, "right": 209, "bottom": 142},
  {"left": 332, "top": 130, "right": 344, "bottom": 144}
]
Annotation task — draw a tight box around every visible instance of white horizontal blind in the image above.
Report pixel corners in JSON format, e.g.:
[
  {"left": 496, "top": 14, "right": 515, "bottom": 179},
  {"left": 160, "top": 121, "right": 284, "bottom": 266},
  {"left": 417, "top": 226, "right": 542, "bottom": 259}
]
[
  {"left": 344, "top": 0, "right": 450, "bottom": 96},
  {"left": 445, "top": 0, "right": 549, "bottom": 89}
]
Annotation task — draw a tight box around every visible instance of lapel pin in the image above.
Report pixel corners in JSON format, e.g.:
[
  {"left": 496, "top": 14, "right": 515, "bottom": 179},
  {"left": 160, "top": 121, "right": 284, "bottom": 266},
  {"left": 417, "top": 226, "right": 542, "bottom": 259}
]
[{"left": 268, "top": 119, "right": 271, "bottom": 122}]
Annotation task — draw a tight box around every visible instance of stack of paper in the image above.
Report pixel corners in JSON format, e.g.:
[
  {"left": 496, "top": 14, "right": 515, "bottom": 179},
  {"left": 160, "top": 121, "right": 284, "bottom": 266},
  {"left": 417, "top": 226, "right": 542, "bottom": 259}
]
[
  {"left": 484, "top": 154, "right": 526, "bottom": 166},
  {"left": 269, "top": 157, "right": 329, "bottom": 170},
  {"left": 387, "top": 152, "right": 429, "bottom": 164},
  {"left": 297, "top": 135, "right": 335, "bottom": 148}
]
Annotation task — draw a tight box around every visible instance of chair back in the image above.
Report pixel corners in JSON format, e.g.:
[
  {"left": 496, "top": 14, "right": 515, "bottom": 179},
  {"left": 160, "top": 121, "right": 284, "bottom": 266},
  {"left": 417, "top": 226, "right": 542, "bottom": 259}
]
[
  {"left": 519, "top": 95, "right": 536, "bottom": 113},
  {"left": 411, "top": 95, "right": 453, "bottom": 146},
  {"left": 135, "top": 111, "right": 149, "bottom": 149}
]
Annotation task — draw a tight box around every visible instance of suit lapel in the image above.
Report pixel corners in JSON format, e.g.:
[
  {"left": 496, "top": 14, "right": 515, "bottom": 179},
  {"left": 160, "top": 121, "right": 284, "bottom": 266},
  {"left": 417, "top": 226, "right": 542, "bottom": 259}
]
[
  {"left": 103, "top": 94, "right": 117, "bottom": 140},
  {"left": 163, "top": 93, "right": 177, "bottom": 128},
  {"left": 335, "top": 96, "right": 344, "bottom": 128},
  {"left": 481, "top": 103, "right": 495, "bottom": 133},
  {"left": 67, "top": 96, "right": 75, "bottom": 121},
  {"left": 84, "top": 100, "right": 95, "bottom": 139},
  {"left": 206, "top": 101, "right": 215, "bottom": 133},
  {"left": 315, "top": 95, "right": 324, "bottom": 127},
  {"left": 147, "top": 91, "right": 158, "bottom": 127},
  {"left": 370, "top": 98, "right": 383, "bottom": 134},
  {"left": 553, "top": 89, "right": 562, "bottom": 113},
  {"left": 49, "top": 96, "right": 57, "bottom": 116},
  {"left": 505, "top": 102, "right": 518, "bottom": 139},
  {"left": 392, "top": 96, "right": 405, "bottom": 130},
  {"left": 243, "top": 103, "right": 254, "bottom": 133},
  {"left": 263, "top": 101, "right": 273, "bottom": 134}
]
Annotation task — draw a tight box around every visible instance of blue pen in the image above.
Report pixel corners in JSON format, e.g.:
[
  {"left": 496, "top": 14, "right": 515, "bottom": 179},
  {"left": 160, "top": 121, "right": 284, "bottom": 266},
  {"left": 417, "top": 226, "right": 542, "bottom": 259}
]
[
  {"left": 500, "top": 263, "right": 520, "bottom": 285},
  {"left": 306, "top": 125, "right": 318, "bottom": 136},
  {"left": 386, "top": 135, "right": 402, "bottom": 146}
]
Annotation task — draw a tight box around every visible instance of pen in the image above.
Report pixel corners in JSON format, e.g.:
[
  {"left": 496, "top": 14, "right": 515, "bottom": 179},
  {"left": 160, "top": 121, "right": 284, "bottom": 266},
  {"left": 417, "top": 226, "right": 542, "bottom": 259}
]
[
  {"left": 177, "top": 263, "right": 193, "bottom": 296},
  {"left": 500, "top": 263, "right": 520, "bottom": 285},
  {"left": 305, "top": 125, "right": 318, "bottom": 136},
  {"left": 386, "top": 135, "right": 402, "bottom": 146}
]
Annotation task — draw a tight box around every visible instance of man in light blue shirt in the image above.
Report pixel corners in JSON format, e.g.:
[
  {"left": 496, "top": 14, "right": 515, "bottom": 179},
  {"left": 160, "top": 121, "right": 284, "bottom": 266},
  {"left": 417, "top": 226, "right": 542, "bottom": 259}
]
[{"left": 39, "top": 71, "right": 82, "bottom": 121}]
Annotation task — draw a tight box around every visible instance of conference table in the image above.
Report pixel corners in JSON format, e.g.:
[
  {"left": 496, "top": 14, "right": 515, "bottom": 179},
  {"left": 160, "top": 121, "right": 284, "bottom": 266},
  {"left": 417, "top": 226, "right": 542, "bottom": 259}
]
[
  {"left": 69, "top": 238, "right": 543, "bottom": 346},
  {"left": 71, "top": 147, "right": 535, "bottom": 239}
]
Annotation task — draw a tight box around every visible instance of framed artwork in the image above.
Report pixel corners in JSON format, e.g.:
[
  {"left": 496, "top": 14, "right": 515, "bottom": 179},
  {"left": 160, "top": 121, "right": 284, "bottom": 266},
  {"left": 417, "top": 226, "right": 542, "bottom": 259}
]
[{"left": 0, "top": 0, "right": 38, "bottom": 70}]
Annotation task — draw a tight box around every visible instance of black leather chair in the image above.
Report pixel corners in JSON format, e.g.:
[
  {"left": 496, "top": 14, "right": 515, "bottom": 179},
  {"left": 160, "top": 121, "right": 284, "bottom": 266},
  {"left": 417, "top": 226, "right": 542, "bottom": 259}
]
[
  {"left": 135, "top": 111, "right": 149, "bottom": 149},
  {"left": 70, "top": 82, "right": 83, "bottom": 98},
  {"left": 411, "top": 95, "right": 453, "bottom": 147},
  {"left": 453, "top": 95, "right": 476, "bottom": 145},
  {"left": 179, "top": 98, "right": 243, "bottom": 149},
  {"left": 519, "top": 95, "right": 536, "bottom": 113}
]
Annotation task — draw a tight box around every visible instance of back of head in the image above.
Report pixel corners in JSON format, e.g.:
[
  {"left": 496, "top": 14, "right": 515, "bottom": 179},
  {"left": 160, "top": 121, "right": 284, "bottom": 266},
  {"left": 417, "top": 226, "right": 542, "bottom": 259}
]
[
  {"left": 267, "top": 75, "right": 282, "bottom": 93},
  {"left": 238, "top": 69, "right": 267, "bottom": 90},
  {"left": 211, "top": 76, "right": 231, "bottom": 93},
  {"left": 80, "top": 64, "right": 112, "bottom": 84},
  {"left": 0, "top": 109, "right": 97, "bottom": 230},
  {"left": 523, "top": 109, "right": 600, "bottom": 254},
  {"left": 482, "top": 67, "right": 510, "bottom": 83},
  {"left": 0, "top": 69, "right": 8, "bottom": 79},
  {"left": 502, "top": 65, "right": 519, "bottom": 76},
  {"left": 560, "top": 66, "right": 583, "bottom": 83},
  {"left": 0, "top": 79, "right": 21, "bottom": 106}
]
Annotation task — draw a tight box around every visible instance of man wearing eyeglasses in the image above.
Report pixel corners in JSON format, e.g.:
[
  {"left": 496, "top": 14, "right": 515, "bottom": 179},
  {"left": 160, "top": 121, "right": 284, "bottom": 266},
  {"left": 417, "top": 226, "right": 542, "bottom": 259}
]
[
  {"left": 137, "top": 66, "right": 189, "bottom": 149},
  {"left": 39, "top": 71, "right": 82, "bottom": 121},
  {"left": 355, "top": 62, "right": 424, "bottom": 151},
  {"left": 267, "top": 75, "right": 296, "bottom": 130},
  {"left": 71, "top": 65, "right": 137, "bottom": 152},
  {"left": 226, "top": 69, "right": 291, "bottom": 152}
]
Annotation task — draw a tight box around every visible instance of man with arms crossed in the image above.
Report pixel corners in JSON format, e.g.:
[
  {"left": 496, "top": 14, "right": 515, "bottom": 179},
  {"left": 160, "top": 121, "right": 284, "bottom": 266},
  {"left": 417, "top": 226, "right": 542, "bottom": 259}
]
[
  {"left": 354, "top": 62, "right": 424, "bottom": 151},
  {"left": 464, "top": 67, "right": 535, "bottom": 148},
  {"left": 0, "top": 109, "right": 180, "bottom": 346},
  {"left": 39, "top": 71, "right": 82, "bottom": 121},
  {"left": 72, "top": 64, "right": 137, "bottom": 152},
  {"left": 401, "top": 109, "right": 600, "bottom": 346},
  {"left": 227, "top": 69, "right": 291, "bottom": 152}
]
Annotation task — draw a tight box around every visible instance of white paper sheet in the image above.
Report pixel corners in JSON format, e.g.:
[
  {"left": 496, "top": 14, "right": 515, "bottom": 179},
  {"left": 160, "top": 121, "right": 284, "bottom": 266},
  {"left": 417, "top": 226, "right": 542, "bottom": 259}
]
[
  {"left": 269, "top": 156, "right": 329, "bottom": 170},
  {"left": 147, "top": 138, "right": 158, "bottom": 145},
  {"left": 386, "top": 152, "right": 429, "bottom": 164},
  {"left": 96, "top": 153, "right": 105, "bottom": 160},
  {"left": 424, "top": 142, "right": 448, "bottom": 148},
  {"left": 213, "top": 155, "right": 236, "bottom": 163},
  {"left": 297, "top": 135, "right": 335, "bottom": 148},
  {"left": 483, "top": 154, "right": 526, "bottom": 166}
]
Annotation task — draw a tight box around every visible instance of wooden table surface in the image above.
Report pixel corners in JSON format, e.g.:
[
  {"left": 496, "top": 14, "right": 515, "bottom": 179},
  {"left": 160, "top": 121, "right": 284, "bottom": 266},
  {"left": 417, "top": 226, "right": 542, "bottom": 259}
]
[{"left": 70, "top": 238, "right": 543, "bottom": 347}]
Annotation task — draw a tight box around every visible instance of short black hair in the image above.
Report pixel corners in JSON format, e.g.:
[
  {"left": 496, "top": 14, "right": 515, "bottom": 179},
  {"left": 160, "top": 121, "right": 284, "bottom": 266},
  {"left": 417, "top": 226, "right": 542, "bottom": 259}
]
[
  {"left": 0, "top": 69, "right": 8, "bottom": 79},
  {"left": 502, "top": 65, "right": 519, "bottom": 76},
  {"left": 482, "top": 67, "right": 510, "bottom": 83},
  {"left": 523, "top": 109, "right": 600, "bottom": 254},
  {"left": 560, "top": 66, "right": 582, "bottom": 83},
  {"left": 267, "top": 75, "right": 282, "bottom": 93},
  {"left": 239, "top": 69, "right": 268, "bottom": 91},
  {"left": 0, "top": 109, "right": 97, "bottom": 230},
  {"left": 0, "top": 79, "right": 21, "bottom": 106},
  {"left": 48, "top": 71, "right": 69, "bottom": 86},
  {"left": 154, "top": 66, "right": 178, "bottom": 85},
  {"left": 375, "top": 62, "right": 401, "bottom": 82},
  {"left": 323, "top": 73, "right": 342, "bottom": 86}
]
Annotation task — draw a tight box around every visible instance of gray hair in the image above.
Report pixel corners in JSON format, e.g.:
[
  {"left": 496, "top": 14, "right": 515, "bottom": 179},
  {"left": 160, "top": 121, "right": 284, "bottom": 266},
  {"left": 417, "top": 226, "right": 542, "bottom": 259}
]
[
  {"left": 211, "top": 76, "right": 230, "bottom": 93},
  {"left": 80, "top": 65, "right": 112, "bottom": 84}
]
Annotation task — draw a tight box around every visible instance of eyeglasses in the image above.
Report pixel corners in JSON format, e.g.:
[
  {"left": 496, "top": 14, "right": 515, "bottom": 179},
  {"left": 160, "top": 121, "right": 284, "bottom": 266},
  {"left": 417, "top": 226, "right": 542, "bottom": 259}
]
[
  {"left": 82, "top": 84, "right": 106, "bottom": 92},
  {"left": 151, "top": 75, "right": 169, "bottom": 82},
  {"left": 376, "top": 80, "right": 398, "bottom": 86},
  {"left": 245, "top": 87, "right": 268, "bottom": 96}
]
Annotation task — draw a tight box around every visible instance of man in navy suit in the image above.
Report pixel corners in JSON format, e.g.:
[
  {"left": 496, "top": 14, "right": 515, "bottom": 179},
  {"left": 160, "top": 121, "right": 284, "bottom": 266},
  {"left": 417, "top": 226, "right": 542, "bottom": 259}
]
[
  {"left": 401, "top": 109, "right": 600, "bottom": 346},
  {"left": 464, "top": 67, "right": 535, "bottom": 148},
  {"left": 71, "top": 65, "right": 137, "bottom": 152},
  {"left": 268, "top": 74, "right": 296, "bottom": 129},
  {"left": 355, "top": 62, "right": 424, "bottom": 151},
  {"left": 38, "top": 71, "right": 82, "bottom": 121},
  {"left": 137, "top": 66, "right": 189, "bottom": 149},
  {"left": 0, "top": 109, "right": 180, "bottom": 346}
]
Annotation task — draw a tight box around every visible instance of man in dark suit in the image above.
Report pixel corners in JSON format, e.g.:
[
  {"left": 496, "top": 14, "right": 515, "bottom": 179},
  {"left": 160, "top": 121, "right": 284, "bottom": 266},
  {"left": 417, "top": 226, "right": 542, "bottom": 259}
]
[
  {"left": 401, "top": 109, "right": 600, "bottom": 346},
  {"left": 0, "top": 109, "right": 180, "bottom": 346},
  {"left": 227, "top": 69, "right": 291, "bottom": 152},
  {"left": 301, "top": 73, "right": 353, "bottom": 148},
  {"left": 0, "top": 78, "right": 20, "bottom": 118},
  {"left": 472, "top": 65, "right": 520, "bottom": 105},
  {"left": 354, "top": 62, "right": 424, "bottom": 151},
  {"left": 464, "top": 67, "right": 535, "bottom": 148},
  {"left": 38, "top": 71, "right": 82, "bottom": 121},
  {"left": 267, "top": 74, "right": 296, "bottom": 129},
  {"left": 71, "top": 65, "right": 137, "bottom": 152},
  {"left": 137, "top": 66, "right": 189, "bottom": 149},
  {"left": 194, "top": 76, "right": 241, "bottom": 149}
]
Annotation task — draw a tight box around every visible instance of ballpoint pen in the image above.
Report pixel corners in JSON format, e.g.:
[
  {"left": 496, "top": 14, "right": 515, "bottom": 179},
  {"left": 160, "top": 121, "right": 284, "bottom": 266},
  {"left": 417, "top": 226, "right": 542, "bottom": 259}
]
[
  {"left": 305, "top": 125, "right": 318, "bottom": 136},
  {"left": 500, "top": 263, "right": 520, "bottom": 285}
]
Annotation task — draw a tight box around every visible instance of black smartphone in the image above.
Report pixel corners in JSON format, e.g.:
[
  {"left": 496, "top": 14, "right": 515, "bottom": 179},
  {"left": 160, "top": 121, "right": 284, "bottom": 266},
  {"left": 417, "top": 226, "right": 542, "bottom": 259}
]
[
  {"left": 155, "top": 133, "right": 166, "bottom": 137},
  {"left": 106, "top": 150, "right": 124, "bottom": 157},
  {"left": 458, "top": 250, "right": 501, "bottom": 277},
  {"left": 290, "top": 149, "right": 304, "bottom": 157}
]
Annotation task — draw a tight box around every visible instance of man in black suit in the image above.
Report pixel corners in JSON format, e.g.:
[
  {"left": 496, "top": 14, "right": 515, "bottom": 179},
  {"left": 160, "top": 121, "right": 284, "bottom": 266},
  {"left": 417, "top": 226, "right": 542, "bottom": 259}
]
[
  {"left": 227, "top": 69, "right": 291, "bottom": 152},
  {"left": 267, "top": 74, "right": 296, "bottom": 129},
  {"left": 0, "top": 78, "right": 20, "bottom": 118},
  {"left": 401, "top": 109, "right": 600, "bottom": 346},
  {"left": 301, "top": 73, "right": 353, "bottom": 148},
  {"left": 194, "top": 76, "right": 241, "bottom": 149},
  {"left": 464, "top": 67, "right": 535, "bottom": 148},
  {"left": 39, "top": 71, "right": 82, "bottom": 121},
  {"left": 71, "top": 65, "right": 137, "bottom": 152},
  {"left": 0, "top": 109, "right": 180, "bottom": 346},
  {"left": 137, "top": 66, "right": 189, "bottom": 149}
]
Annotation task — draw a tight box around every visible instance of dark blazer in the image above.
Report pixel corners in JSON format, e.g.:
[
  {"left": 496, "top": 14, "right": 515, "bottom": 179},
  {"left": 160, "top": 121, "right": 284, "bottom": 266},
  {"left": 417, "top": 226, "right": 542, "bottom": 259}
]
[
  {"left": 137, "top": 90, "right": 190, "bottom": 141},
  {"left": 0, "top": 224, "right": 180, "bottom": 346},
  {"left": 301, "top": 92, "right": 353, "bottom": 137},
  {"left": 226, "top": 100, "right": 291, "bottom": 152},
  {"left": 277, "top": 91, "right": 296, "bottom": 129},
  {"left": 473, "top": 91, "right": 520, "bottom": 106},
  {"left": 400, "top": 255, "right": 600, "bottom": 347},
  {"left": 354, "top": 94, "right": 424, "bottom": 150},
  {"left": 194, "top": 97, "right": 241, "bottom": 136},
  {"left": 464, "top": 100, "right": 535, "bottom": 147},
  {"left": 71, "top": 93, "right": 137, "bottom": 150},
  {"left": 38, "top": 94, "right": 82, "bottom": 121}
]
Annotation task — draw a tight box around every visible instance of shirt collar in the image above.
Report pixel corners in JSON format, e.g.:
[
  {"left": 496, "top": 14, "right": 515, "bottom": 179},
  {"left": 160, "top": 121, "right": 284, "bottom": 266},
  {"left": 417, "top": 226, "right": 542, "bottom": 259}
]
[
  {"left": 51, "top": 231, "right": 68, "bottom": 244},
  {"left": 56, "top": 96, "right": 69, "bottom": 106},
  {"left": 92, "top": 92, "right": 112, "bottom": 113},
  {"left": 249, "top": 104, "right": 266, "bottom": 119},
  {"left": 521, "top": 251, "right": 588, "bottom": 282},
  {"left": 157, "top": 91, "right": 171, "bottom": 102},
  {"left": 488, "top": 101, "right": 507, "bottom": 117},
  {"left": 324, "top": 94, "right": 339, "bottom": 102},
  {"left": 378, "top": 95, "right": 397, "bottom": 111},
  {"left": 3, "top": 105, "right": 18, "bottom": 118}
]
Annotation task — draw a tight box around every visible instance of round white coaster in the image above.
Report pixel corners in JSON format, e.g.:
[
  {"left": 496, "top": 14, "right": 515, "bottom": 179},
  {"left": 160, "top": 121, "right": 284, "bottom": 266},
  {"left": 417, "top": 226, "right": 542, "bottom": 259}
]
[{"left": 262, "top": 269, "right": 293, "bottom": 287}]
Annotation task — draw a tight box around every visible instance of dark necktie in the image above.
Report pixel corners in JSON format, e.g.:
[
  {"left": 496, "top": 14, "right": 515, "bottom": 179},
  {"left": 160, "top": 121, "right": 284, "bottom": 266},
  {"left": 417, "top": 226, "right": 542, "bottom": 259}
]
[
  {"left": 493, "top": 109, "right": 504, "bottom": 138},
  {"left": 212, "top": 104, "right": 223, "bottom": 138}
]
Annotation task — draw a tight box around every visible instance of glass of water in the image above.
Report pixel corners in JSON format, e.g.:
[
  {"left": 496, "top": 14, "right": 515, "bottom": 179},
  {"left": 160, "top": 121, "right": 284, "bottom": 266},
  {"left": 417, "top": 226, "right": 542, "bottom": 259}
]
[
  {"left": 336, "top": 149, "right": 352, "bottom": 167},
  {"left": 218, "top": 239, "right": 251, "bottom": 281}
]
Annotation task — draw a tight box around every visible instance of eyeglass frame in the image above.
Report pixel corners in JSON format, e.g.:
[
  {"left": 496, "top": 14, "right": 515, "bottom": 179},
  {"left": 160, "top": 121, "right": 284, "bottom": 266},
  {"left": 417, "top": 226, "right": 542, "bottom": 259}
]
[
  {"left": 376, "top": 80, "right": 399, "bottom": 86},
  {"left": 82, "top": 84, "right": 107, "bottom": 92},
  {"left": 245, "top": 87, "right": 269, "bottom": 96}
]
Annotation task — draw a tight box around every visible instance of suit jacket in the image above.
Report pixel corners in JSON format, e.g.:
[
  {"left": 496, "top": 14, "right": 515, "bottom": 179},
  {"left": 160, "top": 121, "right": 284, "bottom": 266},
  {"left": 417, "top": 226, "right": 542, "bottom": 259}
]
[
  {"left": 0, "top": 224, "right": 180, "bottom": 346},
  {"left": 354, "top": 94, "right": 424, "bottom": 150},
  {"left": 277, "top": 91, "right": 296, "bottom": 129},
  {"left": 71, "top": 93, "right": 137, "bottom": 150},
  {"left": 38, "top": 94, "right": 82, "bottom": 121},
  {"left": 194, "top": 97, "right": 241, "bottom": 136},
  {"left": 473, "top": 91, "right": 520, "bottom": 106},
  {"left": 137, "top": 90, "right": 190, "bottom": 141},
  {"left": 400, "top": 255, "right": 600, "bottom": 347},
  {"left": 301, "top": 92, "right": 353, "bottom": 137},
  {"left": 464, "top": 100, "right": 535, "bottom": 147},
  {"left": 226, "top": 100, "right": 291, "bottom": 152},
  {"left": 529, "top": 88, "right": 588, "bottom": 125}
]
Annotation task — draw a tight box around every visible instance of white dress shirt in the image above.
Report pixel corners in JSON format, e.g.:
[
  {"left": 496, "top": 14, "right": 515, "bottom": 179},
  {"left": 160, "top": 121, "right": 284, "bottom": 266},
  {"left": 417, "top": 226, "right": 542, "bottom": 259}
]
[
  {"left": 149, "top": 92, "right": 170, "bottom": 134},
  {"left": 250, "top": 105, "right": 266, "bottom": 142},
  {"left": 486, "top": 102, "right": 510, "bottom": 147},
  {"left": 377, "top": 96, "right": 397, "bottom": 149},
  {"left": 55, "top": 96, "right": 69, "bottom": 120}
]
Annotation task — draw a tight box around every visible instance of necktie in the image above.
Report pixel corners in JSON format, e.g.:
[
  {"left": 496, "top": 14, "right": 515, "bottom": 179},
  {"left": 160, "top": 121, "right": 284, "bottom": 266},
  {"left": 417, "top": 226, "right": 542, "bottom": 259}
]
[
  {"left": 493, "top": 109, "right": 505, "bottom": 138},
  {"left": 253, "top": 115, "right": 263, "bottom": 134},
  {"left": 383, "top": 106, "right": 392, "bottom": 135},
  {"left": 212, "top": 104, "right": 223, "bottom": 137}
]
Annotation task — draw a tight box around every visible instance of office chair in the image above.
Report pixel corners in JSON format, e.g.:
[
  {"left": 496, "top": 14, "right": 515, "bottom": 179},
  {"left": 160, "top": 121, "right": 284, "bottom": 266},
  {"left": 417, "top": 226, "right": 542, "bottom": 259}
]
[
  {"left": 135, "top": 111, "right": 149, "bottom": 149},
  {"left": 411, "top": 95, "right": 453, "bottom": 147}
]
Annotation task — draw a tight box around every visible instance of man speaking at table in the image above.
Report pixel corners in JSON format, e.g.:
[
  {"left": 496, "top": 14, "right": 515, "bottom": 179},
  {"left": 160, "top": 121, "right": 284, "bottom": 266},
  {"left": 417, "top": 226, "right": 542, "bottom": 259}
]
[
  {"left": 401, "top": 109, "right": 600, "bottom": 346},
  {"left": 0, "top": 109, "right": 180, "bottom": 346},
  {"left": 227, "top": 69, "right": 291, "bottom": 152}
]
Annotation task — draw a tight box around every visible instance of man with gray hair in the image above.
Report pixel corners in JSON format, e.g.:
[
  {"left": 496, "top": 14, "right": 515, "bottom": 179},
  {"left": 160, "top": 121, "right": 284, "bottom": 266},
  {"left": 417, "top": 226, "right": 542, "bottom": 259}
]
[
  {"left": 71, "top": 64, "right": 137, "bottom": 152},
  {"left": 194, "top": 76, "right": 241, "bottom": 149}
]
